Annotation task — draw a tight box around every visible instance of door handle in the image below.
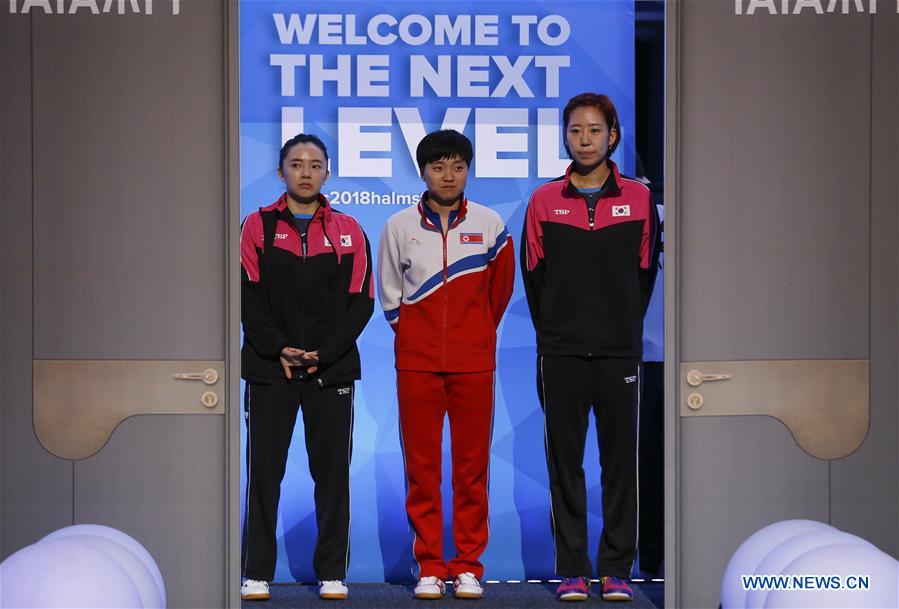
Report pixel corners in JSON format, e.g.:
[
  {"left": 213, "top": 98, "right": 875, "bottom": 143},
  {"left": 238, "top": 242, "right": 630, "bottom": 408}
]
[
  {"left": 680, "top": 360, "right": 868, "bottom": 460},
  {"left": 173, "top": 368, "right": 219, "bottom": 385},
  {"left": 34, "top": 360, "right": 224, "bottom": 459},
  {"left": 686, "top": 369, "right": 731, "bottom": 387}
]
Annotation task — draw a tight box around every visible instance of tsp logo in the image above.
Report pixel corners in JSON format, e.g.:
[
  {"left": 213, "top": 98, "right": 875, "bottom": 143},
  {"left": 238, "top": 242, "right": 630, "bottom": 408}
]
[
  {"left": 554, "top": 209, "right": 570, "bottom": 215},
  {"left": 274, "top": 233, "right": 288, "bottom": 240}
]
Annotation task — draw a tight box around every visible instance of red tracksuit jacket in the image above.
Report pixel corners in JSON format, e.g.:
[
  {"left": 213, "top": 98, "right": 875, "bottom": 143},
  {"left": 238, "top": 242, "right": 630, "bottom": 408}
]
[{"left": 377, "top": 194, "right": 515, "bottom": 372}]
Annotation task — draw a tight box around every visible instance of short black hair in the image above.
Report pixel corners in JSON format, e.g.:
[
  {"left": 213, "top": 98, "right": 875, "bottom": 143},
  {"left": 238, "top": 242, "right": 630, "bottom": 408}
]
[
  {"left": 279, "top": 133, "right": 328, "bottom": 169},
  {"left": 415, "top": 130, "right": 473, "bottom": 173}
]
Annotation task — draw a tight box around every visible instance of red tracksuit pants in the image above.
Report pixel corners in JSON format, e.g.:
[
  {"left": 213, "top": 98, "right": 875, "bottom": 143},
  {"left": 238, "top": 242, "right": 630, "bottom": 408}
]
[{"left": 397, "top": 370, "right": 494, "bottom": 580}]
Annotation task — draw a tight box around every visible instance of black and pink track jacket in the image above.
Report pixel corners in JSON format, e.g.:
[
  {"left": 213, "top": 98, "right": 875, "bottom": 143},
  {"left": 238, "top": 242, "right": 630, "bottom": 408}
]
[
  {"left": 521, "top": 161, "right": 660, "bottom": 358},
  {"left": 240, "top": 193, "right": 374, "bottom": 386}
]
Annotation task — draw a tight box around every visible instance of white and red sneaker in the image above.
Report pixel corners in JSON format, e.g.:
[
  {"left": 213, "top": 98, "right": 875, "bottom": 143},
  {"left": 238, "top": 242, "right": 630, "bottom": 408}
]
[
  {"left": 453, "top": 572, "right": 484, "bottom": 599},
  {"left": 414, "top": 576, "right": 447, "bottom": 599}
]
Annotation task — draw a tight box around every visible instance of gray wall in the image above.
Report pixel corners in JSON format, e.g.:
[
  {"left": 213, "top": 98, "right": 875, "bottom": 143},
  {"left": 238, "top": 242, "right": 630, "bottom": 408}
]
[
  {"left": 669, "top": 2, "right": 899, "bottom": 607},
  {"left": 1, "top": 3, "right": 235, "bottom": 607},
  {"left": 831, "top": 6, "right": 899, "bottom": 550},
  {"left": 1, "top": 12, "right": 75, "bottom": 555}
]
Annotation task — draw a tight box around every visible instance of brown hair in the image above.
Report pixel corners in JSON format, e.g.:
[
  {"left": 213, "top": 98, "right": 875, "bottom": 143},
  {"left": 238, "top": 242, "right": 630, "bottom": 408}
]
[{"left": 562, "top": 93, "right": 620, "bottom": 157}]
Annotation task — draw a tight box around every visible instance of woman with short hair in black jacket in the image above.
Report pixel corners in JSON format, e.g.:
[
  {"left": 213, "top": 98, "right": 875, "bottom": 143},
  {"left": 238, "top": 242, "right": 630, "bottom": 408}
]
[{"left": 239, "top": 134, "right": 374, "bottom": 602}]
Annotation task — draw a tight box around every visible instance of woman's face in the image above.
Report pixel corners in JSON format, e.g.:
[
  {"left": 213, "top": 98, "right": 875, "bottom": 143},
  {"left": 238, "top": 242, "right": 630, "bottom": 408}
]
[
  {"left": 278, "top": 142, "right": 329, "bottom": 202},
  {"left": 421, "top": 154, "right": 469, "bottom": 207},
  {"left": 565, "top": 105, "right": 617, "bottom": 169}
]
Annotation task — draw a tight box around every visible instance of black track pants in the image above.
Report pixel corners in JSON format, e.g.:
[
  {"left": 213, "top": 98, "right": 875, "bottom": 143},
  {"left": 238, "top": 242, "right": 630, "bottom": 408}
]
[
  {"left": 538, "top": 355, "right": 640, "bottom": 579},
  {"left": 241, "top": 378, "right": 354, "bottom": 582}
]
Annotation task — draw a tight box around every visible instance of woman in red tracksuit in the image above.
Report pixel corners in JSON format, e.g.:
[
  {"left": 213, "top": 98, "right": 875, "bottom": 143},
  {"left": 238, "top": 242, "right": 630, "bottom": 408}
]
[{"left": 377, "top": 130, "right": 514, "bottom": 600}]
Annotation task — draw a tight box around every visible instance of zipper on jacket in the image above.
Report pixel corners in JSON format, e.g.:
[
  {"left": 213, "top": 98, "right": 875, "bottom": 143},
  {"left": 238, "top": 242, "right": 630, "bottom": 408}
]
[
  {"left": 297, "top": 206, "right": 323, "bottom": 355},
  {"left": 300, "top": 208, "right": 315, "bottom": 260},
  {"left": 573, "top": 177, "right": 609, "bottom": 230},
  {"left": 299, "top": 205, "right": 324, "bottom": 261},
  {"left": 441, "top": 228, "right": 449, "bottom": 370}
]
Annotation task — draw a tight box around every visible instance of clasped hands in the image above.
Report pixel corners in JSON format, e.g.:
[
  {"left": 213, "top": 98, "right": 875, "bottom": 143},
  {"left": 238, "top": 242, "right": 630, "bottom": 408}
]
[{"left": 280, "top": 347, "right": 319, "bottom": 379}]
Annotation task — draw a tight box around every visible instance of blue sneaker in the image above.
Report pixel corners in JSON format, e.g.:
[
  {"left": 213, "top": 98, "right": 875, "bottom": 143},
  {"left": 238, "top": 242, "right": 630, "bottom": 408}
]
[
  {"left": 601, "top": 576, "right": 634, "bottom": 601},
  {"left": 556, "top": 576, "right": 589, "bottom": 601}
]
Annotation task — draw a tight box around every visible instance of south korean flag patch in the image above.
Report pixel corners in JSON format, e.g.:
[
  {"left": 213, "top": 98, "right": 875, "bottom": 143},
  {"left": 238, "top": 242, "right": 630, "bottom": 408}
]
[
  {"left": 612, "top": 204, "right": 631, "bottom": 217},
  {"left": 340, "top": 234, "right": 353, "bottom": 247}
]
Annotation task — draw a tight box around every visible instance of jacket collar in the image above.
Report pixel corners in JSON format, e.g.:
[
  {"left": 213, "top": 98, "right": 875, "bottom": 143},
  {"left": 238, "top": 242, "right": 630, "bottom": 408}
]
[
  {"left": 417, "top": 192, "right": 468, "bottom": 232},
  {"left": 267, "top": 192, "right": 342, "bottom": 263},
  {"left": 272, "top": 192, "right": 333, "bottom": 222},
  {"left": 563, "top": 160, "right": 622, "bottom": 196}
]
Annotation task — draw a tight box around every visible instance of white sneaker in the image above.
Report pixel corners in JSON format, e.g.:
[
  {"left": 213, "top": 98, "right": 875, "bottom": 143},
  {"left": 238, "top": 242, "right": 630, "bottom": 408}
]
[
  {"left": 319, "top": 580, "right": 348, "bottom": 600},
  {"left": 414, "top": 576, "right": 447, "bottom": 599},
  {"left": 240, "top": 579, "right": 270, "bottom": 601},
  {"left": 453, "top": 572, "right": 484, "bottom": 599}
]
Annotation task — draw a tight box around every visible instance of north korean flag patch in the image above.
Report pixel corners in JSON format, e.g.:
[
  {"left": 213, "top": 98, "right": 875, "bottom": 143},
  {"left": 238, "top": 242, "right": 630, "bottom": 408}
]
[{"left": 460, "top": 232, "right": 483, "bottom": 244}]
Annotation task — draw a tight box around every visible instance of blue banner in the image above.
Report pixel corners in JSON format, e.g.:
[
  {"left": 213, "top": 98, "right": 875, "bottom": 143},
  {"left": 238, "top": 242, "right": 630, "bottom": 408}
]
[{"left": 240, "top": 0, "right": 635, "bottom": 582}]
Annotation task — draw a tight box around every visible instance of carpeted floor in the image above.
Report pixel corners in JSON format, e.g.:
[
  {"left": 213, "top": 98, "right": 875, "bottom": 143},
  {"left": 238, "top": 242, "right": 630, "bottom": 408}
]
[{"left": 242, "top": 582, "right": 663, "bottom": 608}]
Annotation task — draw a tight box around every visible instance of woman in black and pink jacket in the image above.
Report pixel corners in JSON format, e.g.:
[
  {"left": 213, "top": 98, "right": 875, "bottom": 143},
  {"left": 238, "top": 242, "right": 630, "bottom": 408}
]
[
  {"left": 239, "top": 134, "right": 374, "bottom": 602},
  {"left": 521, "top": 93, "right": 660, "bottom": 603}
]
